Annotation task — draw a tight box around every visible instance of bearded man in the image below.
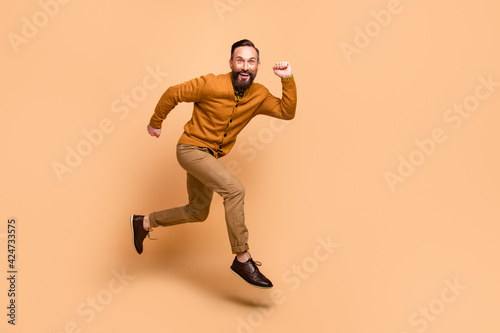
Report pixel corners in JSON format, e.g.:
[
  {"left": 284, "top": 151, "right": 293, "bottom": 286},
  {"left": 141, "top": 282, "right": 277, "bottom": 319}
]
[{"left": 131, "top": 39, "right": 297, "bottom": 288}]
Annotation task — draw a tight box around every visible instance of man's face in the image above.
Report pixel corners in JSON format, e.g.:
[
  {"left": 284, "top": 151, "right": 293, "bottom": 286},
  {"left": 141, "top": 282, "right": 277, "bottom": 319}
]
[{"left": 229, "top": 46, "right": 260, "bottom": 91}]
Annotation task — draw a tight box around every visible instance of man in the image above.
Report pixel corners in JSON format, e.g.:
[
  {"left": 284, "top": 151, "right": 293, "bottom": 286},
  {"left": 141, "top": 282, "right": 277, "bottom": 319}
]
[{"left": 131, "top": 39, "right": 297, "bottom": 288}]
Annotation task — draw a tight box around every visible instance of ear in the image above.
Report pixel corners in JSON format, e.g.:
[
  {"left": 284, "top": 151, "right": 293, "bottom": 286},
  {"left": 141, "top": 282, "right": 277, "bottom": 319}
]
[{"left": 229, "top": 58, "right": 233, "bottom": 70}]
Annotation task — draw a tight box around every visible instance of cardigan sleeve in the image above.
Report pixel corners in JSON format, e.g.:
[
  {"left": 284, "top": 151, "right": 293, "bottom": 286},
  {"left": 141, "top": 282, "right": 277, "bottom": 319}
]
[
  {"left": 149, "top": 75, "right": 208, "bottom": 129},
  {"left": 254, "top": 76, "right": 297, "bottom": 120}
]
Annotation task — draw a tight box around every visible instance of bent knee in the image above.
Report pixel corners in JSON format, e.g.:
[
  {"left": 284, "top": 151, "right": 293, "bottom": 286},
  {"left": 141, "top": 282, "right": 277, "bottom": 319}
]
[
  {"left": 232, "top": 183, "right": 245, "bottom": 198},
  {"left": 190, "top": 208, "right": 210, "bottom": 222},
  {"left": 224, "top": 185, "right": 245, "bottom": 200}
]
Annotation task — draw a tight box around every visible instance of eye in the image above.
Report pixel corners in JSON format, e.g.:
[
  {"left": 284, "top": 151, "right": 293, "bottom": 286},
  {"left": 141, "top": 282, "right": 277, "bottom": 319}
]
[{"left": 249, "top": 61, "right": 255, "bottom": 65}]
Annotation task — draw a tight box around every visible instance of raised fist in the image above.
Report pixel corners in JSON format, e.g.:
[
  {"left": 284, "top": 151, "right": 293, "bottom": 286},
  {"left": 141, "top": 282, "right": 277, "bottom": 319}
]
[{"left": 273, "top": 61, "right": 293, "bottom": 79}]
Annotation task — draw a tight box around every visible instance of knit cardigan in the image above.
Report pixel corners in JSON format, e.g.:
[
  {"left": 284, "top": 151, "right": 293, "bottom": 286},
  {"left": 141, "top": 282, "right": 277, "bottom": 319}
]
[{"left": 150, "top": 72, "right": 297, "bottom": 158}]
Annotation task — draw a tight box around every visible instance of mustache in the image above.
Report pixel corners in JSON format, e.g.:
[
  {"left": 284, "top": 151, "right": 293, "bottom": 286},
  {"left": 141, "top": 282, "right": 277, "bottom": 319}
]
[{"left": 236, "top": 69, "right": 252, "bottom": 75}]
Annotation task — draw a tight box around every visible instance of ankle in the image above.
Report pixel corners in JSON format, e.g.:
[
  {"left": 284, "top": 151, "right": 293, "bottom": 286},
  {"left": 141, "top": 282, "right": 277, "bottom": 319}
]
[
  {"left": 236, "top": 251, "right": 251, "bottom": 262},
  {"left": 143, "top": 216, "right": 151, "bottom": 231}
]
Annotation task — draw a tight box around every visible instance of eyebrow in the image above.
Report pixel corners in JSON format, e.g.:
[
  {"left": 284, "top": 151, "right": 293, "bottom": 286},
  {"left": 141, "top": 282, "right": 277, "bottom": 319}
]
[{"left": 236, "top": 56, "right": 256, "bottom": 60}]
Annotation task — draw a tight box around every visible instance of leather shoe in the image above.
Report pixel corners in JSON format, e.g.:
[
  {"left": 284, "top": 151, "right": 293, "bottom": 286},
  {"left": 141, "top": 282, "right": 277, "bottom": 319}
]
[
  {"left": 230, "top": 257, "right": 273, "bottom": 289},
  {"left": 130, "top": 214, "right": 150, "bottom": 254}
]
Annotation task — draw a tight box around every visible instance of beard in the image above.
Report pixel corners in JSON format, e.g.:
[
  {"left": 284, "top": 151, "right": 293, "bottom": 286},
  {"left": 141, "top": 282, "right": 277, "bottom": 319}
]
[{"left": 231, "top": 68, "right": 257, "bottom": 92}]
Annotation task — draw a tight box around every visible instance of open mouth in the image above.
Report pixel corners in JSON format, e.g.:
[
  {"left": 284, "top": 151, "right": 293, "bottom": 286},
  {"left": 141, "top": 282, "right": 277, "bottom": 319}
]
[{"left": 239, "top": 72, "right": 250, "bottom": 79}]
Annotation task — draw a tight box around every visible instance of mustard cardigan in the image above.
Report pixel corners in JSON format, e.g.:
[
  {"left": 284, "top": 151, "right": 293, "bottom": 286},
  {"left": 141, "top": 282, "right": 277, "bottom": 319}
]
[{"left": 150, "top": 72, "right": 297, "bottom": 158}]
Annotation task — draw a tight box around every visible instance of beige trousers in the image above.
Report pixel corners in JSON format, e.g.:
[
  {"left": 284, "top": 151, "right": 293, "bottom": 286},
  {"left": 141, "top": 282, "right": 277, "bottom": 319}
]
[{"left": 149, "top": 144, "right": 249, "bottom": 254}]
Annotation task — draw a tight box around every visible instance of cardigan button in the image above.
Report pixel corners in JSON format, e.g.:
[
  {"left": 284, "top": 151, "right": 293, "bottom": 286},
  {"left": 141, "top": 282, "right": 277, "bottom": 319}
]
[{"left": 224, "top": 133, "right": 227, "bottom": 137}]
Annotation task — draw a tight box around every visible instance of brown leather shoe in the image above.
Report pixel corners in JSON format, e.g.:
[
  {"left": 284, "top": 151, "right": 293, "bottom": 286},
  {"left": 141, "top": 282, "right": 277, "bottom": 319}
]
[
  {"left": 230, "top": 257, "right": 273, "bottom": 289},
  {"left": 130, "top": 214, "right": 150, "bottom": 254}
]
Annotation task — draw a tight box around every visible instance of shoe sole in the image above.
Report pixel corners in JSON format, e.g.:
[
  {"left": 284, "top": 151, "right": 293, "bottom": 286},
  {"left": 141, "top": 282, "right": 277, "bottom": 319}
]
[
  {"left": 230, "top": 268, "right": 273, "bottom": 289},
  {"left": 130, "top": 214, "right": 141, "bottom": 254}
]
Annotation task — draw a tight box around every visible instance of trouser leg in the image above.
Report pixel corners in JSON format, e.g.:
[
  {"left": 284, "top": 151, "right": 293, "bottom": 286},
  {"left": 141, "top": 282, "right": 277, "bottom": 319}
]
[
  {"left": 149, "top": 144, "right": 249, "bottom": 254},
  {"left": 149, "top": 172, "right": 213, "bottom": 227}
]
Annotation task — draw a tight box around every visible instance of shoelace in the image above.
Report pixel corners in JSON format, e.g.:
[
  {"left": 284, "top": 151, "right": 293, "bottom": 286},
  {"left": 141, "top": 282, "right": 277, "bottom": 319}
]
[
  {"left": 251, "top": 259, "right": 262, "bottom": 267},
  {"left": 147, "top": 229, "right": 157, "bottom": 240}
]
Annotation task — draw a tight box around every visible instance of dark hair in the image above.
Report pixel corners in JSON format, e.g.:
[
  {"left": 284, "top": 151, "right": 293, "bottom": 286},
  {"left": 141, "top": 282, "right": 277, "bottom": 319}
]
[{"left": 231, "top": 39, "right": 260, "bottom": 62}]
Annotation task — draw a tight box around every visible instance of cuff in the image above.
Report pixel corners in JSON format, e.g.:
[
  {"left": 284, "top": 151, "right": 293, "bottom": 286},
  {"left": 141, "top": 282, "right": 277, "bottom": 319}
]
[
  {"left": 232, "top": 243, "right": 250, "bottom": 254},
  {"left": 149, "top": 120, "right": 162, "bottom": 129},
  {"left": 281, "top": 75, "right": 294, "bottom": 82},
  {"left": 148, "top": 212, "right": 159, "bottom": 228}
]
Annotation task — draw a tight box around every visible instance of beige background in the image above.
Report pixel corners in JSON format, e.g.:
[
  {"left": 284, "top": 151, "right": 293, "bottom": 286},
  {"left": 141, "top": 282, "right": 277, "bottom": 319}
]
[{"left": 1, "top": 0, "right": 499, "bottom": 332}]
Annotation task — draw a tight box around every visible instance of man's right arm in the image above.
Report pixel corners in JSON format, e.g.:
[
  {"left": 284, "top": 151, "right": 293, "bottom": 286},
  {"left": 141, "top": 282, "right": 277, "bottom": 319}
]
[{"left": 148, "top": 75, "right": 208, "bottom": 132}]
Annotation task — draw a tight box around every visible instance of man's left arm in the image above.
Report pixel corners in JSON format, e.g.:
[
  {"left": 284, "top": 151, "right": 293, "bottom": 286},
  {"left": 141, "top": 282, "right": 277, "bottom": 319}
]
[{"left": 255, "top": 61, "right": 297, "bottom": 120}]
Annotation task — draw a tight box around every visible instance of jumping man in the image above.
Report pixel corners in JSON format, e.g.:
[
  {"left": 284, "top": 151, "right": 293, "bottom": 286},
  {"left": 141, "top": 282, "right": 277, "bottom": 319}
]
[{"left": 131, "top": 39, "right": 297, "bottom": 288}]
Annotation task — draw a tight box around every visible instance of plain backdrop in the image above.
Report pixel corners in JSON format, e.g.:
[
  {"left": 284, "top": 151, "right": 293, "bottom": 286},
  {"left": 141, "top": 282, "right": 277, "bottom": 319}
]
[{"left": 1, "top": 0, "right": 499, "bottom": 332}]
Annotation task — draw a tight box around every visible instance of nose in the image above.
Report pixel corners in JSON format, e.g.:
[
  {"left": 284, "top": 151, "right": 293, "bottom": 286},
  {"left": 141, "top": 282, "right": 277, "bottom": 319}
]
[{"left": 242, "top": 62, "right": 249, "bottom": 70}]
